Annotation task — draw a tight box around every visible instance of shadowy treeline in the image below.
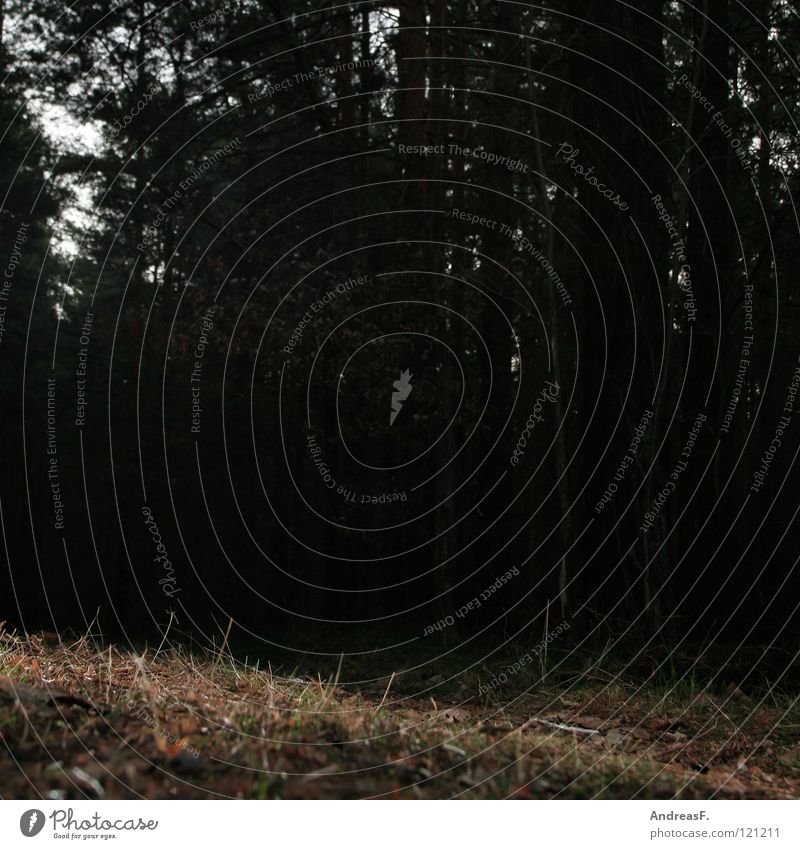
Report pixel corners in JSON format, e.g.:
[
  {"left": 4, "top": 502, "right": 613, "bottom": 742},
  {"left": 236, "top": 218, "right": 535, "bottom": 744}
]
[{"left": 1, "top": 1, "right": 799, "bottom": 664}]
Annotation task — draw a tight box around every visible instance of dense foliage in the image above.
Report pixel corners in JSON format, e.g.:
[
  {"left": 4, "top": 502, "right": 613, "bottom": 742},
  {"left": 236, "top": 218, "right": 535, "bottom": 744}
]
[{"left": 1, "top": 1, "right": 799, "bottom": 669}]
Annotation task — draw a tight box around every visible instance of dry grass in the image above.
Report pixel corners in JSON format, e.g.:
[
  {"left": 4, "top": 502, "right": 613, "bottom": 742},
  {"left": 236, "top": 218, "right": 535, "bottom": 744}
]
[{"left": 0, "top": 626, "right": 798, "bottom": 799}]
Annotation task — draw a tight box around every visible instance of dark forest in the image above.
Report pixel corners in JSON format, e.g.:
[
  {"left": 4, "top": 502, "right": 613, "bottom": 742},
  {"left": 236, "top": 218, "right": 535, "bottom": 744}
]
[{"left": 1, "top": 0, "right": 799, "bottom": 802}]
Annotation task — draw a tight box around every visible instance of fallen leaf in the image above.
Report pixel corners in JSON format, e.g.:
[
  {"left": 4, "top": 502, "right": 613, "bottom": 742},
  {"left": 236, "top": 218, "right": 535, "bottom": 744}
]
[
  {"left": 70, "top": 766, "right": 104, "bottom": 798},
  {"left": 651, "top": 716, "right": 682, "bottom": 732},
  {"left": 439, "top": 707, "right": 470, "bottom": 723},
  {"left": 664, "top": 730, "right": 688, "bottom": 743},
  {"left": 154, "top": 736, "right": 184, "bottom": 758}
]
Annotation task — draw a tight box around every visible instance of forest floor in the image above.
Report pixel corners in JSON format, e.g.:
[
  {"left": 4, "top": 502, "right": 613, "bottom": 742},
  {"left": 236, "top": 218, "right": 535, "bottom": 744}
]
[{"left": 1, "top": 627, "right": 799, "bottom": 800}]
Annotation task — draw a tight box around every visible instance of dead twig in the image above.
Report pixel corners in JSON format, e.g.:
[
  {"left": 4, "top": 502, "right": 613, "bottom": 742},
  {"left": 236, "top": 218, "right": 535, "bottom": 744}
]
[{"left": 523, "top": 717, "right": 600, "bottom": 736}]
